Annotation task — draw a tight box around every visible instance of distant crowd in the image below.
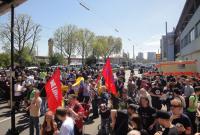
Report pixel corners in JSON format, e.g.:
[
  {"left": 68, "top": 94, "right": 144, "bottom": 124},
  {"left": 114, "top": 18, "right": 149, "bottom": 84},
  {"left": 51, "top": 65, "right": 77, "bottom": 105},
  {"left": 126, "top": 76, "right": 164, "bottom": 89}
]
[{"left": 1, "top": 66, "right": 200, "bottom": 135}]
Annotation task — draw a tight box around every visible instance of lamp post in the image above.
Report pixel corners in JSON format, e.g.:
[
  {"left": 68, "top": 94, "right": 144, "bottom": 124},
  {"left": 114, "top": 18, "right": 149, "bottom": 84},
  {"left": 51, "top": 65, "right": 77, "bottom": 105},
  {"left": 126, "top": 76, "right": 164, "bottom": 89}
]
[{"left": 9, "top": 4, "right": 19, "bottom": 135}]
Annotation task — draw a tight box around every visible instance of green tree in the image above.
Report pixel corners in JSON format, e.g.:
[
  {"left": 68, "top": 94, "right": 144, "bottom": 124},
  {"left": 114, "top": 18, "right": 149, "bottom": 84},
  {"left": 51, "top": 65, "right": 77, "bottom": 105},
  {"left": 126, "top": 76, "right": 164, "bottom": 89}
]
[
  {"left": 93, "top": 36, "right": 108, "bottom": 60},
  {"left": 49, "top": 53, "right": 65, "bottom": 66},
  {"left": 0, "top": 14, "right": 41, "bottom": 66},
  {"left": 76, "top": 29, "right": 94, "bottom": 65},
  {"left": 53, "top": 24, "right": 77, "bottom": 64},
  {"left": 93, "top": 36, "right": 122, "bottom": 61},
  {"left": 0, "top": 53, "right": 10, "bottom": 67}
]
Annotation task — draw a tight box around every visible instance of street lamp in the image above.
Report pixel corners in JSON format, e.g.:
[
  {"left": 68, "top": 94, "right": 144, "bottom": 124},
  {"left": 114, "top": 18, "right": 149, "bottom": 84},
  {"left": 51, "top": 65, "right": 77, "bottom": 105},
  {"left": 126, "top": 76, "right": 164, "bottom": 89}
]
[
  {"left": 0, "top": 1, "right": 27, "bottom": 134},
  {"left": 8, "top": 4, "right": 18, "bottom": 135}
]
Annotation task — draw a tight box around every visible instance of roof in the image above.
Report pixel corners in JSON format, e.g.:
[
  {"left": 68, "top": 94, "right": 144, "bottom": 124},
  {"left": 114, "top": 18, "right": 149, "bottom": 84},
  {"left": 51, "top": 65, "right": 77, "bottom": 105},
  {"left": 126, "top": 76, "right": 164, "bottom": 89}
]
[
  {"left": 175, "top": 0, "right": 200, "bottom": 34},
  {"left": 0, "top": 0, "right": 27, "bottom": 16}
]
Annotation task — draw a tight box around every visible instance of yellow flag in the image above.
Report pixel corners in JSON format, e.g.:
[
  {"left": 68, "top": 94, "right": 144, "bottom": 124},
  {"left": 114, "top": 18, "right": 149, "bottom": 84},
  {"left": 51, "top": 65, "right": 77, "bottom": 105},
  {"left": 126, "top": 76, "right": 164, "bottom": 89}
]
[
  {"left": 97, "top": 81, "right": 102, "bottom": 95},
  {"left": 61, "top": 77, "right": 84, "bottom": 93}
]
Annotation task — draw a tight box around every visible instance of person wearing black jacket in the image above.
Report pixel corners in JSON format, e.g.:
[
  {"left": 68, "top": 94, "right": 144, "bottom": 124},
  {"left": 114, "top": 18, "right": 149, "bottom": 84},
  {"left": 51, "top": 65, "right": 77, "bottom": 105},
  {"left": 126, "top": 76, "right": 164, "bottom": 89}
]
[
  {"left": 111, "top": 109, "right": 129, "bottom": 135},
  {"left": 138, "top": 96, "right": 156, "bottom": 134},
  {"left": 154, "top": 110, "right": 178, "bottom": 135}
]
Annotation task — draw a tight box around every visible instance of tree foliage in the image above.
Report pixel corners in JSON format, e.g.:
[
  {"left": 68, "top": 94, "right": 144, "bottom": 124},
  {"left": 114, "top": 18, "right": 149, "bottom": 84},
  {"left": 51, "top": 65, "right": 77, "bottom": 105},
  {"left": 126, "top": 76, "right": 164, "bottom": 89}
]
[
  {"left": 76, "top": 29, "right": 94, "bottom": 65},
  {"left": 53, "top": 24, "right": 122, "bottom": 64},
  {"left": 0, "top": 53, "right": 10, "bottom": 67},
  {"left": 0, "top": 14, "right": 41, "bottom": 66},
  {"left": 53, "top": 24, "right": 77, "bottom": 64},
  {"left": 93, "top": 36, "right": 122, "bottom": 61},
  {"left": 49, "top": 53, "right": 65, "bottom": 66}
]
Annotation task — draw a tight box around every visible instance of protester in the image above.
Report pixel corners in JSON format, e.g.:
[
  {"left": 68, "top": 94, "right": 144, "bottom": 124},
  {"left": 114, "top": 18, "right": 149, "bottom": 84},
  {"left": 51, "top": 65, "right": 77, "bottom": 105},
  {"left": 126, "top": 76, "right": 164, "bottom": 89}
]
[
  {"left": 173, "top": 88, "right": 186, "bottom": 109},
  {"left": 127, "top": 130, "right": 141, "bottom": 135},
  {"left": 38, "top": 79, "right": 47, "bottom": 115},
  {"left": 170, "top": 98, "right": 192, "bottom": 135},
  {"left": 2, "top": 62, "right": 200, "bottom": 135},
  {"left": 138, "top": 96, "right": 156, "bottom": 134},
  {"left": 99, "top": 103, "right": 110, "bottom": 135},
  {"left": 56, "top": 107, "right": 74, "bottom": 135},
  {"left": 127, "top": 104, "right": 140, "bottom": 131},
  {"left": 154, "top": 110, "right": 178, "bottom": 135},
  {"left": 68, "top": 95, "right": 85, "bottom": 135},
  {"left": 150, "top": 82, "right": 163, "bottom": 110},
  {"left": 186, "top": 86, "right": 200, "bottom": 133},
  {"left": 184, "top": 79, "right": 194, "bottom": 108},
  {"left": 28, "top": 89, "right": 42, "bottom": 135},
  {"left": 14, "top": 76, "right": 24, "bottom": 111},
  {"left": 111, "top": 109, "right": 129, "bottom": 135},
  {"left": 40, "top": 111, "right": 55, "bottom": 135}
]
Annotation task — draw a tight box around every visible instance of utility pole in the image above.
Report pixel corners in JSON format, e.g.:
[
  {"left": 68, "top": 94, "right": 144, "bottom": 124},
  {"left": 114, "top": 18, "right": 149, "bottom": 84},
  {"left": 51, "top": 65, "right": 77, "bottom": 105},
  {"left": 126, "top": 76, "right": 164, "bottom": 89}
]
[{"left": 8, "top": 4, "right": 19, "bottom": 135}]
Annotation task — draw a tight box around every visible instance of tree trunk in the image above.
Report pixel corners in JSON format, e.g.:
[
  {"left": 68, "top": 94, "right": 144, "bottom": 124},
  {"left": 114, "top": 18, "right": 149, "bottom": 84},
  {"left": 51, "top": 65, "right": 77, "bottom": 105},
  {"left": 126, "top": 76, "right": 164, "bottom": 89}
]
[
  {"left": 68, "top": 56, "right": 71, "bottom": 65},
  {"left": 82, "top": 46, "right": 85, "bottom": 65}
]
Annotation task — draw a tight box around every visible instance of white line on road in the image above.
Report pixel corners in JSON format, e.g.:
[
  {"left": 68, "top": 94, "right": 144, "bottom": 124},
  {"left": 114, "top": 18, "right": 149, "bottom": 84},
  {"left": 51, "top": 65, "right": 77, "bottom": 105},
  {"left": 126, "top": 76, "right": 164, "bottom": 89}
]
[{"left": 0, "top": 113, "right": 24, "bottom": 123}]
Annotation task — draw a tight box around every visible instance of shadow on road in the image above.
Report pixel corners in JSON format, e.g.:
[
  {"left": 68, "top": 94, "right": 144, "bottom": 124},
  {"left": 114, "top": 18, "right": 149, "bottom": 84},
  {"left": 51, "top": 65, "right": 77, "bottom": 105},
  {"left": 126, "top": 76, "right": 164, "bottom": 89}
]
[
  {"left": 16, "top": 114, "right": 29, "bottom": 134},
  {"left": 0, "top": 99, "right": 7, "bottom": 104},
  {"left": 0, "top": 111, "right": 11, "bottom": 118}
]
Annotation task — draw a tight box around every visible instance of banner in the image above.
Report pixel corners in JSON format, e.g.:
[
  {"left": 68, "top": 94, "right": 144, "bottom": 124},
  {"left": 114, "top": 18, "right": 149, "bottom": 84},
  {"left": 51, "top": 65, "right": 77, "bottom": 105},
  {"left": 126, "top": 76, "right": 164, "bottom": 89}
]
[
  {"left": 45, "top": 68, "right": 62, "bottom": 113},
  {"left": 102, "top": 58, "right": 117, "bottom": 95},
  {"left": 62, "top": 77, "right": 84, "bottom": 93}
]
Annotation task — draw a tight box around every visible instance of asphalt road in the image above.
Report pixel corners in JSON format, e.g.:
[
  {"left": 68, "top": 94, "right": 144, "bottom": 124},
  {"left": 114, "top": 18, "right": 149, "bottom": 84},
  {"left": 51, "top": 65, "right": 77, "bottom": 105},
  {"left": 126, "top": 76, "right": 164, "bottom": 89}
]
[{"left": 0, "top": 69, "right": 138, "bottom": 135}]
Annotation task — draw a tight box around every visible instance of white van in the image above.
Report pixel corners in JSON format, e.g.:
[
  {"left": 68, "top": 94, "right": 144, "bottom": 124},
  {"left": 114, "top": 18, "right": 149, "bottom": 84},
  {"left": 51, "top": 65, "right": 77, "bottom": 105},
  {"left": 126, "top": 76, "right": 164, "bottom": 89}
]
[
  {"left": 96, "top": 62, "right": 105, "bottom": 69},
  {"left": 68, "top": 63, "right": 82, "bottom": 70}
]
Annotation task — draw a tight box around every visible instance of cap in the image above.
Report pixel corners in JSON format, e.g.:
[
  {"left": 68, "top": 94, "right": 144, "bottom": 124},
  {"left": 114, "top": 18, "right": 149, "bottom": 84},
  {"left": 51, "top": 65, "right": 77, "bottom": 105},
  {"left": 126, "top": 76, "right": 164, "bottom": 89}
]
[{"left": 153, "top": 110, "right": 170, "bottom": 119}]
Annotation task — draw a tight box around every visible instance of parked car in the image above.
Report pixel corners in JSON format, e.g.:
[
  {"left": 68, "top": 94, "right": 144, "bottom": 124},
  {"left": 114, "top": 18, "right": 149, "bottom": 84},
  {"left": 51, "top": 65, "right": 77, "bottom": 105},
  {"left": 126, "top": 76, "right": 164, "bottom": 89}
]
[
  {"left": 67, "top": 63, "right": 83, "bottom": 70},
  {"left": 112, "top": 64, "right": 120, "bottom": 69}
]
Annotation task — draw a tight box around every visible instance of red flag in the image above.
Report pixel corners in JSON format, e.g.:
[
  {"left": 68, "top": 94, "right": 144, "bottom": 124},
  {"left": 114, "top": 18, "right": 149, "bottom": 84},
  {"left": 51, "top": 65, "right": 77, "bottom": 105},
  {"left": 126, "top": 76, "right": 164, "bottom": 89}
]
[
  {"left": 45, "top": 68, "right": 62, "bottom": 113},
  {"left": 102, "top": 58, "right": 117, "bottom": 95}
]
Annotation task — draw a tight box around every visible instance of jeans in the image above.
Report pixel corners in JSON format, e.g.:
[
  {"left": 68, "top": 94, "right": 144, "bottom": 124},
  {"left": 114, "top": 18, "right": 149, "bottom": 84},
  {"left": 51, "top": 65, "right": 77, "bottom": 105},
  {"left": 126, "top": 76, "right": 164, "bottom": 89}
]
[
  {"left": 29, "top": 116, "right": 40, "bottom": 135},
  {"left": 40, "top": 97, "right": 47, "bottom": 115},
  {"left": 101, "top": 118, "right": 110, "bottom": 135}
]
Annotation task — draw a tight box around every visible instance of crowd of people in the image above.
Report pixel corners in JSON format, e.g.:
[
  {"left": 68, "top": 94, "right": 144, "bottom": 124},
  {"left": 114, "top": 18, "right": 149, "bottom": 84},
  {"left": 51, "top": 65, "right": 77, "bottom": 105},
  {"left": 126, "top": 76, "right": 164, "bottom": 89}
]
[{"left": 1, "top": 66, "right": 200, "bottom": 135}]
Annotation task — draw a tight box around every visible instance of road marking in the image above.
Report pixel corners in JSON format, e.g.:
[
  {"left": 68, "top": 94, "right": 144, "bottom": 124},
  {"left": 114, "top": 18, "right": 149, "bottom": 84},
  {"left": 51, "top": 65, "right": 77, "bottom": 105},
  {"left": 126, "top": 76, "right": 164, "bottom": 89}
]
[{"left": 0, "top": 113, "right": 24, "bottom": 123}]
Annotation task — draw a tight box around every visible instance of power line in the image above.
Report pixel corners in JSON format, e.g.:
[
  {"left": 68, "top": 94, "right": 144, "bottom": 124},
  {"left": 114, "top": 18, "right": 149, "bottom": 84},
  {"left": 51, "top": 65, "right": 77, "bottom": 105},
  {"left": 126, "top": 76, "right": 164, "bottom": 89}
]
[
  {"left": 75, "top": 0, "right": 121, "bottom": 35},
  {"left": 79, "top": 2, "right": 90, "bottom": 11},
  {"left": 75, "top": 0, "right": 140, "bottom": 48}
]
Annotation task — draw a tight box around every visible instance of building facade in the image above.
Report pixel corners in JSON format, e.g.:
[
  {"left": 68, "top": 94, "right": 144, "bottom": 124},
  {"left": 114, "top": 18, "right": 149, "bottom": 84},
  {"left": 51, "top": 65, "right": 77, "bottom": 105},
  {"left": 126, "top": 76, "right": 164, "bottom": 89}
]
[
  {"left": 48, "top": 38, "right": 54, "bottom": 57},
  {"left": 160, "top": 31, "right": 175, "bottom": 61},
  {"left": 175, "top": 0, "right": 200, "bottom": 72},
  {"left": 147, "top": 52, "right": 156, "bottom": 61},
  {"left": 133, "top": 45, "right": 135, "bottom": 60},
  {"left": 136, "top": 52, "right": 144, "bottom": 61}
]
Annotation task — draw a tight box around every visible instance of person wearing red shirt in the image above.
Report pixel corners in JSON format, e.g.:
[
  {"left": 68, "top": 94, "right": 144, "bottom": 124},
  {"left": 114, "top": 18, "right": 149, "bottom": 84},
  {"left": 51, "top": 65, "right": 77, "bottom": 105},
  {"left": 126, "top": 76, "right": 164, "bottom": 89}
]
[{"left": 68, "top": 95, "right": 85, "bottom": 135}]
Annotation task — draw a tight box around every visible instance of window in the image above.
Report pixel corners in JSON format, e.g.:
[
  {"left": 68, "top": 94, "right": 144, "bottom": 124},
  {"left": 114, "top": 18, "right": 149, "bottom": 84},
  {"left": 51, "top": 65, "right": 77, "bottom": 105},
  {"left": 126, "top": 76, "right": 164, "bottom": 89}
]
[
  {"left": 181, "top": 26, "right": 197, "bottom": 49},
  {"left": 185, "top": 34, "right": 189, "bottom": 46},
  {"left": 190, "top": 28, "right": 195, "bottom": 41},
  {"left": 196, "top": 21, "right": 200, "bottom": 38}
]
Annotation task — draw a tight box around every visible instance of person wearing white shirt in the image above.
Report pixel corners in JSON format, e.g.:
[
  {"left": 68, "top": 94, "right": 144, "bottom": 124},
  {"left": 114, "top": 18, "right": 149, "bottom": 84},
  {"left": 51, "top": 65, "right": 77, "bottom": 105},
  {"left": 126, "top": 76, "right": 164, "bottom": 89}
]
[
  {"left": 56, "top": 107, "right": 74, "bottom": 135},
  {"left": 14, "top": 76, "right": 24, "bottom": 111}
]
